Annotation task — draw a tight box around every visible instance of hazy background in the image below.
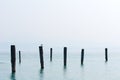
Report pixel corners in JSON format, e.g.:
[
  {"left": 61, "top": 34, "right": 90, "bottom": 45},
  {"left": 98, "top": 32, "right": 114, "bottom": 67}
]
[{"left": 0, "top": 0, "right": 120, "bottom": 52}]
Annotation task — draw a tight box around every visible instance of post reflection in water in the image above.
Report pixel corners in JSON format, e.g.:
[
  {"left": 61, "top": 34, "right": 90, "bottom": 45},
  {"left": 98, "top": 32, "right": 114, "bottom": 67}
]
[
  {"left": 39, "top": 69, "right": 44, "bottom": 80},
  {"left": 81, "top": 64, "right": 85, "bottom": 80},
  {"left": 104, "top": 62, "right": 109, "bottom": 80},
  {"left": 10, "top": 73, "right": 16, "bottom": 80},
  {"left": 63, "top": 66, "right": 67, "bottom": 79},
  {"left": 63, "top": 66, "right": 67, "bottom": 74}
]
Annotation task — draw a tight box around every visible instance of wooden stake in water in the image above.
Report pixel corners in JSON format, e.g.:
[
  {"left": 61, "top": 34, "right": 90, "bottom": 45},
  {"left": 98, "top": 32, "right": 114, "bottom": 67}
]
[
  {"left": 39, "top": 45, "right": 44, "bottom": 69},
  {"left": 81, "top": 49, "right": 84, "bottom": 65},
  {"left": 11, "top": 45, "right": 16, "bottom": 73},
  {"left": 50, "top": 48, "right": 52, "bottom": 61},
  {"left": 19, "top": 51, "right": 21, "bottom": 64},
  {"left": 64, "top": 47, "right": 67, "bottom": 66},
  {"left": 105, "top": 48, "right": 108, "bottom": 62}
]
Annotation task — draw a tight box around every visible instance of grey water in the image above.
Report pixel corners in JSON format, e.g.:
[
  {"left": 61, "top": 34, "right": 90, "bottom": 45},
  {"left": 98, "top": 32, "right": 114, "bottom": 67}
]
[{"left": 1, "top": 49, "right": 120, "bottom": 80}]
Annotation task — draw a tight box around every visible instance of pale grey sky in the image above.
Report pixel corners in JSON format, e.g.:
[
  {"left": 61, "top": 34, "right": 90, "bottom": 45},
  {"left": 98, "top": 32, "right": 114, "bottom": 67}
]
[{"left": 0, "top": 0, "right": 120, "bottom": 51}]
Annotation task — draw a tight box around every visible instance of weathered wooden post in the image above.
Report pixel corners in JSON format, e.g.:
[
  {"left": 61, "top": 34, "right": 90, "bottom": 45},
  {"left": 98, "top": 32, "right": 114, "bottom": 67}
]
[
  {"left": 39, "top": 45, "right": 44, "bottom": 69},
  {"left": 19, "top": 51, "right": 21, "bottom": 64},
  {"left": 11, "top": 45, "right": 16, "bottom": 73},
  {"left": 64, "top": 47, "right": 67, "bottom": 66},
  {"left": 105, "top": 48, "right": 108, "bottom": 62},
  {"left": 81, "top": 49, "right": 84, "bottom": 65},
  {"left": 50, "top": 48, "right": 52, "bottom": 61}
]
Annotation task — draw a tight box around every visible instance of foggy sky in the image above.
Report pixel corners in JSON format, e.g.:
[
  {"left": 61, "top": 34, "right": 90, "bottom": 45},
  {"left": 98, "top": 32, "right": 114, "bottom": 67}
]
[{"left": 0, "top": 0, "right": 120, "bottom": 51}]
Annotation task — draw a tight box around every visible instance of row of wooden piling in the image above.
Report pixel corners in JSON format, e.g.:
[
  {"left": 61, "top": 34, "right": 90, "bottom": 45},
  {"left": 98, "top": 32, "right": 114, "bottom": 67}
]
[{"left": 10, "top": 45, "right": 108, "bottom": 73}]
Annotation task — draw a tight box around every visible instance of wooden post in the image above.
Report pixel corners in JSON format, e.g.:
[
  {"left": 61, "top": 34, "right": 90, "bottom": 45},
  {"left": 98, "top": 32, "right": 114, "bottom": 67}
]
[
  {"left": 81, "top": 49, "right": 84, "bottom": 65},
  {"left": 39, "top": 45, "right": 44, "bottom": 69},
  {"left": 64, "top": 47, "right": 67, "bottom": 66},
  {"left": 11, "top": 45, "right": 16, "bottom": 73},
  {"left": 19, "top": 51, "right": 21, "bottom": 64},
  {"left": 105, "top": 48, "right": 108, "bottom": 62},
  {"left": 50, "top": 48, "right": 52, "bottom": 61}
]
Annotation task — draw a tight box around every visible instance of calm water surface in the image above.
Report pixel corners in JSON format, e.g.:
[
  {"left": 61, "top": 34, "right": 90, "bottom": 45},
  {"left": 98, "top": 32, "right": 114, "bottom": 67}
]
[{"left": 0, "top": 49, "right": 120, "bottom": 80}]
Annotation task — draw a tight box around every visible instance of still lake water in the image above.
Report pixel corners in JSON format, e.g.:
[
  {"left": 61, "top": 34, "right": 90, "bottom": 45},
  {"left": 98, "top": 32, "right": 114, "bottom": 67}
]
[{"left": 1, "top": 49, "right": 120, "bottom": 80}]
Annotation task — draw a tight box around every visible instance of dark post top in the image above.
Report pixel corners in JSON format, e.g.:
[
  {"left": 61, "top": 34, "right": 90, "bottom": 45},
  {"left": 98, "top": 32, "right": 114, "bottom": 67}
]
[
  {"left": 64, "top": 47, "right": 67, "bottom": 66},
  {"left": 11, "top": 45, "right": 16, "bottom": 62},
  {"left": 81, "top": 49, "right": 84, "bottom": 65},
  {"left": 11, "top": 45, "right": 16, "bottom": 73},
  {"left": 105, "top": 48, "right": 108, "bottom": 62},
  {"left": 39, "top": 45, "right": 44, "bottom": 69}
]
